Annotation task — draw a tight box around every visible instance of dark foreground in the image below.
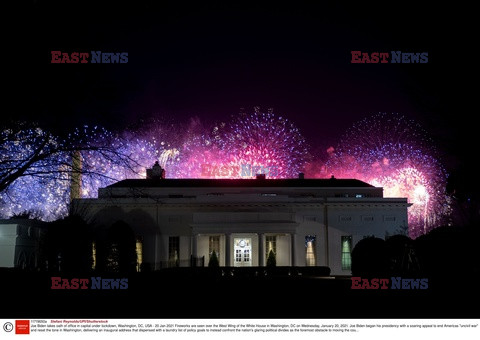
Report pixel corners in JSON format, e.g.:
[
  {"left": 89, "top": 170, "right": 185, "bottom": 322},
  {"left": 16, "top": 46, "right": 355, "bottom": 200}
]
[{"left": 0, "top": 267, "right": 478, "bottom": 319}]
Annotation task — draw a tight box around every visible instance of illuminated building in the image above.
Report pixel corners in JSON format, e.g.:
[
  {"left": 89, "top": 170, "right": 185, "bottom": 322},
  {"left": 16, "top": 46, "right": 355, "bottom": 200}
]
[{"left": 74, "top": 163, "right": 410, "bottom": 275}]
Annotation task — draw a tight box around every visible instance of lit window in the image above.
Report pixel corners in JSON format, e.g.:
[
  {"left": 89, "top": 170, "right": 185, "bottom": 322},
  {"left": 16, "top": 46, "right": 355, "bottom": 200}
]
[
  {"left": 244, "top": 249, "right": 250, "bottom": 262},
  {"left": 341, "top": 236, "right": 352, "bottom": 270},
  {"left": 92, "top": 242, "right": 96, "bottom": 270},
  {"left": 136, "top": 236, "right": 143, "bottom": 272},
  {"left": 305, "top": 235, "right": 316, "bottom": 266},
  {"left": 265, "top": 236, "right": 277, "bottom": 258},
  {"left": 209, "top": 236, "right": 220, "bottom": 258},
  {"left": 169, "top": 236, "right": 180, "bottom": 267}
]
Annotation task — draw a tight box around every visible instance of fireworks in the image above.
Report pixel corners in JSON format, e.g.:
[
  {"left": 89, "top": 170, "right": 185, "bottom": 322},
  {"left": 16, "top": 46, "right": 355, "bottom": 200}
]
[
  {"left": 0, "top": 109, "right": 309, "bottom": 219},
  {"left": 1, "top": 111, "right": 451, "bottom": 237},
  {"left": 0, "top": 125, "right": 160, "bottom": 220},
  {"left": 0, "top": 124, "right": 69, "bottom": 220},
  {"left": 166, "top": 109, "right": 309, "bottom": 179},
  {"left": 324, "top": 112, "right": 450, "bottom": 238},
  {"left": 216, "top": 109, "right": 309, "bottom": 178}
]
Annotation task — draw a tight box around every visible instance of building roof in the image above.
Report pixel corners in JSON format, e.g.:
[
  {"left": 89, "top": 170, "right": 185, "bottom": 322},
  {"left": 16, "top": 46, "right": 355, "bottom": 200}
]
[{"left": 107, "top": 177, "right": 375, "bottom": 188}]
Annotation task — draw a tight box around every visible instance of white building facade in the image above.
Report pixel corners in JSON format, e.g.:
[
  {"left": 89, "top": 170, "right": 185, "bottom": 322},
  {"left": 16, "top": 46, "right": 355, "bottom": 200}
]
[
  {"left": 0, "top": 219, "right": 45, "bottom": 269},
  {"left": 74, "top": 174, "right": 409, "bottom": 275}
]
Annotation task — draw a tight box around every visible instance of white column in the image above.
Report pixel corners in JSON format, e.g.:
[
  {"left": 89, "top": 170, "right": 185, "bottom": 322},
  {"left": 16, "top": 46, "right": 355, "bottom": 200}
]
[
  {"left": 258, "top": 233, "right": 265, "bottom": 267},
  {"left": 154, "top": 233, "right": 162, "bottom": 270},
  {"left": 191, "top": 234, "right": 198, "bottom": 257},
  {"left": 225, "top": 233, "right": 231, "bottom": 267},
  {"left": 290, "top": 233, "right": 296, "bottom": 267}
]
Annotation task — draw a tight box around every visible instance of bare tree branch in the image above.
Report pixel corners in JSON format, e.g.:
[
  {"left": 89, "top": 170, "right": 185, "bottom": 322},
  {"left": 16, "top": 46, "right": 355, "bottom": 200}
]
[{"left": 1, "top": 121, "right": 141, "bottom": 194}]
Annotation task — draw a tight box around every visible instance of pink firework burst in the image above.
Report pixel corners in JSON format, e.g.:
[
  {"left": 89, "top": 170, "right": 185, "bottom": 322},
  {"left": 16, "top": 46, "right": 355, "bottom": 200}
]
[{"left": 326, "top": 112, "right": 450, "bottom": 238}]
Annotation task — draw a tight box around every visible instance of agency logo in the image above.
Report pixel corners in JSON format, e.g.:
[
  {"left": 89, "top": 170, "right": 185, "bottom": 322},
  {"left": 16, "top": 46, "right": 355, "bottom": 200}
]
[
  {"left": 351, "top": 277, "right": 429, "bottom": 289},
  {"left": 15, "top": 320, "right": 30, "bottom": 334},
  {"left": 51, "top": 51, "right": 128, "bottom": 63},
  {"left": 3, "top": 322, "right": 13, "bottom": 332},
  {"left": 51, "top": 277, "right": 129, "bottom": 290},
  {"left": 350, "top": 51, "right": 428, "bottom": 64},
  {"left": 200, "top": 163, "right": 279, "bottom": 177}
]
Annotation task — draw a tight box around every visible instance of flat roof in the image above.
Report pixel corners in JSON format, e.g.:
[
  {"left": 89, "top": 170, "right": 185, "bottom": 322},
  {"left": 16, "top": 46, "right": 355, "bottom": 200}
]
[{"left": 107, "top": 178, "right": 376, "bottom": 188}]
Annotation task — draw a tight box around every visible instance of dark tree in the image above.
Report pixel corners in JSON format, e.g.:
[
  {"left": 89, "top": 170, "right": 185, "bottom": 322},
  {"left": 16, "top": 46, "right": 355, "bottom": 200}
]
[
  {"left": 351, "top": 237, "right": 389, "bottom": 277},
  {"left": 96, "top": 221, "right": 137, "bottom": 273},
  {"left": 415, "top": 225, "right": 480, "bottom": 278},
  {"left": 208, "top": 250, "right": 219, "bottom": 267},
  {"left": 266, "top": 249, "right": 276, "bottom": 267},
  {"left": 385, "top": 234, "right": 421, "bottom": 276},
  {"left": 44, "top": 215, "right": 93, "bottom": 272}
]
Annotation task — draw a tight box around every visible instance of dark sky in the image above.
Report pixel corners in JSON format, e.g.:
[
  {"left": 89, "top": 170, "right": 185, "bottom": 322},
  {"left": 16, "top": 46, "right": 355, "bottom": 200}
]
[{"left": 4, "top": 1, "right": 476, "bottom": 193}]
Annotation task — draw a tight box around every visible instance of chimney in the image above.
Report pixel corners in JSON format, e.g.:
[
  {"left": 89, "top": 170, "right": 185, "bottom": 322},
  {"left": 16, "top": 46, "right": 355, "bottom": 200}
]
[
  {"left": 146, "top": 161, "right": 165, "bottom": 179},
  {"left": 298, "top": 173, "right": 304, "bottom": 179}
]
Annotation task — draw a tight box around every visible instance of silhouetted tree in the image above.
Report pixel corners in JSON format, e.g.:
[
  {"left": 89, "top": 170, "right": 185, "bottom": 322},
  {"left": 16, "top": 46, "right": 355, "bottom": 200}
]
[
  {"left": 44, "top": 215, "right": 93, "bottom": 272},
  {"left": 385, "top": 234, "right": 420, "bottom": 276},
  {"left": 10, "top": 210, "right": 42, "bottom": 220},
  {"left": 208, "top": 250, "right": 219, "bottom": 267},
  {"left": 415, "top": 225, "right": 480, "bottom": 277},
  {"left": 266, "top": 249, "right": 276, "bottom": 267},
  {"left": 96, "top": 221, "right": 137, "bottom": 273},
  {"left": 351, "top": 237, "right": 389, "bottom": 277}
]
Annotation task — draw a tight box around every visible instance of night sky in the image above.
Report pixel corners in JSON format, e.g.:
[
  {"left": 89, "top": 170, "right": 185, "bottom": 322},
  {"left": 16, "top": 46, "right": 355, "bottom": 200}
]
[{"left": 4, "top": 1, "right": 476, "bottom": 196}]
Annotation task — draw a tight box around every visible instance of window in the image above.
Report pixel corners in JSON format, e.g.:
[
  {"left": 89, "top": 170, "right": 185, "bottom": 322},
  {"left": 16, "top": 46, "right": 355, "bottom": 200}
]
[
  {"left": 244, "top": 249, "right": 250, "bottom": 262},
  {"left": 362, "top": 216, "right": 374, "bottom": 222},
  {"left": 305, "top": 235, "right": 316, "bottom": 266},
  {"left": 341, "top": 236, "right": 352, "bottom": 270},
  {"left": 209, "top": 236, "right": 220, "bottom": 257},
  {"left": 91, "top": 242, "right": 97, "bottom": 270},
  {"left": 169, "top": 236, "right": 180, "bottom": 266},
  {"left": 235, "top": 249, "right": 242, "bottom": 262},
  {"left": 265, "top": 236, "right": 277, "bottom": 258},
  {"left": 136, "top": 236, "right": 143, "bottom": 272}
]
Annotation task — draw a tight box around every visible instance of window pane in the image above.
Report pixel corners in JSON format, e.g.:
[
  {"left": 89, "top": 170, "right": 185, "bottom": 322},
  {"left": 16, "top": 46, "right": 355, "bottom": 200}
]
[
  {"left": 169, "top": 236, "right": 180, "bottom": 263},
  {"left": 341, "top": 236, "right": 352, "bottom": 270},
  {"left": 305, "top": 235, "right": 316, "bottom": 266},
  {"left": 209, "top": 236, "right": 220, "bottom": 257},
  {"left": 265, "top": 236, "right": 277, "bottom": 258}
]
